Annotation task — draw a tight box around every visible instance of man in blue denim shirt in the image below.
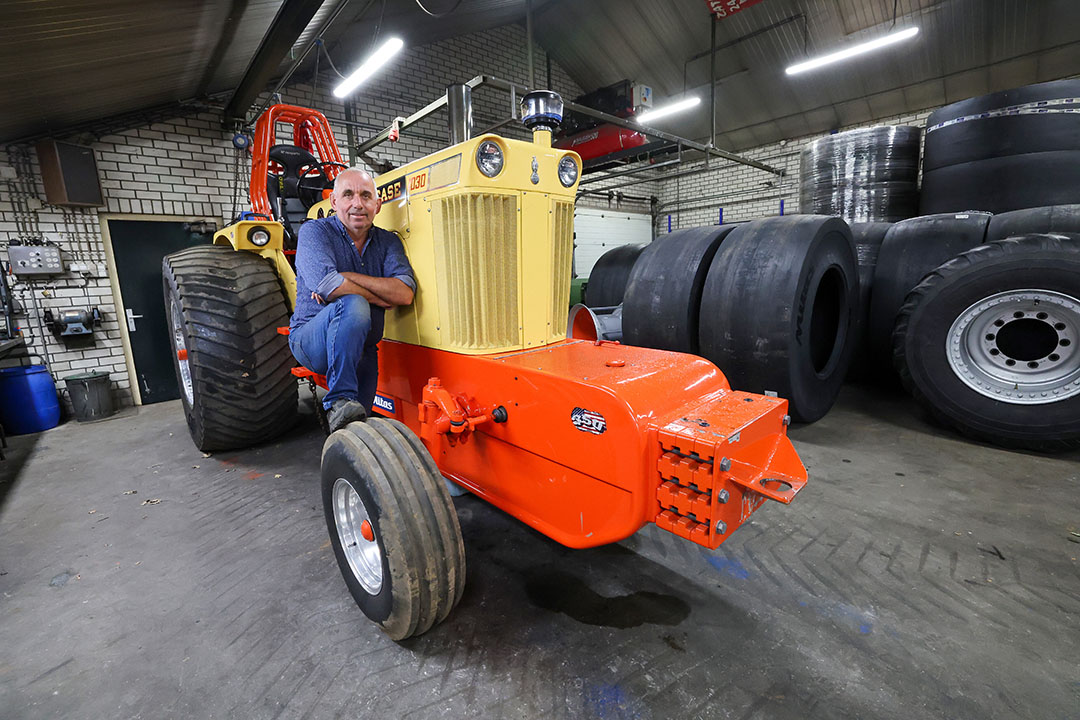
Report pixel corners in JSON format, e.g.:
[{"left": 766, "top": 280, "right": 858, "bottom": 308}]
[{"left": 289, "top": 168, "right": 415, "bottom": 431}]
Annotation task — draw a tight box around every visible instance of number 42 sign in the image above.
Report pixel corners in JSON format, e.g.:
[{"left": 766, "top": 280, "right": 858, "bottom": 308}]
[{"left": 704, "top": 0, "right": 766, "bottom": 19}]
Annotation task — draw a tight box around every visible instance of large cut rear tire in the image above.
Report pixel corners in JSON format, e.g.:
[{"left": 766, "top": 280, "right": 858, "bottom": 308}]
[
  {"left": 322, "top": 418, "right": 465, "bottom": 640},
  {"left": 868, "top": 212, "right": 991, "bottom": 367},
  {"left": 698, "top": 215, "right": 858, "bottom": 423},
  {"left": 584, "top": 244, "right": 645, "bottom": 308},
  {"left": 894, "top": 234, "right": 1080, "bottom": 451},
  {"left": 162, "top": 245, "right": 297, "bottom": 451},
  {"left": 622, "top": 226, "right": 736, "bottom": 354}
]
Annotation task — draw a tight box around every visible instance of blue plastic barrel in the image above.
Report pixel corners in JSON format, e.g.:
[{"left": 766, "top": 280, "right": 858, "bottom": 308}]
[{"left": 0, "top": 365, "right": 61, "bottom": 435}]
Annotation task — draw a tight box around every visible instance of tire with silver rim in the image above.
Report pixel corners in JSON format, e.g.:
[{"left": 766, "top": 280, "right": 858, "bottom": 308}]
[
  {"left": 321, "top": 418, "right": 465, "bottom": 640},
  {"left": 894, "top": 233, "right": 1080, "bottom": 451},
  {"left": 162, "top": 245, "right": 297, "bottom": 451}
]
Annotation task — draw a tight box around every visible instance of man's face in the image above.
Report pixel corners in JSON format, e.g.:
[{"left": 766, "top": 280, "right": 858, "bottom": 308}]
[{"left": 331, "top": 171, "right": 381, "bottom": 237}]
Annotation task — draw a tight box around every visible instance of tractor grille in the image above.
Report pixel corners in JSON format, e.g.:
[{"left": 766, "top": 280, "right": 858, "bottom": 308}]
[
  {"left": 550, "top": 200, "right": 574, "bottom": 339},
  {"left": 431, "top": 192, "right": 519, "bottom": 350}
]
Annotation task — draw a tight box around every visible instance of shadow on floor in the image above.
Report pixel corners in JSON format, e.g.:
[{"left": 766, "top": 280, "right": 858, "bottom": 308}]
[{"left": 0, "top": 430, "right": 41, "bottom": 515}]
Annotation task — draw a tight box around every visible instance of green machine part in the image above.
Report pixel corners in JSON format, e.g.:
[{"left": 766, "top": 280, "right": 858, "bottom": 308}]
[{"left": 569, "top": 277, "right": 588, "bottom": 308}]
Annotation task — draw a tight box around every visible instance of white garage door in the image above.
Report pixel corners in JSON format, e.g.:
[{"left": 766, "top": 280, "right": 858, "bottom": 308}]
[{"left": 573, "top": 207, "right": 653, "bottom": 278}]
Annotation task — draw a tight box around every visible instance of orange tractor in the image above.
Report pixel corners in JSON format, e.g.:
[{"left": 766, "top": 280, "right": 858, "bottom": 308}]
[{"left": 164, "top": 91, "right": 808, "bottom": 640}]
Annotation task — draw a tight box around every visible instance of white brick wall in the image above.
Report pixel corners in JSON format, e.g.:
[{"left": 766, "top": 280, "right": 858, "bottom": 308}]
[{"left": 0, "top": 23, "right": 582, "bottom": 409}]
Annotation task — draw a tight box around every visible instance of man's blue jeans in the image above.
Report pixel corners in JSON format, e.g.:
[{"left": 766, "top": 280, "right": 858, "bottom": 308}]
[{"left": 289, "top": 295, "right": 379, "bottom": 411}]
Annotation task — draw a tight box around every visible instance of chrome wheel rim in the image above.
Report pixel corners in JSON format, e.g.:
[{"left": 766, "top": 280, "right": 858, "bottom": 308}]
[
  {"left": 171, "top": 303, "right": 194, "bottom": 405},
  {"left": 947, "top": 289, "right": 1080, "bottom": 405},
  {"left": 332, "top": 477, "right": 383, "bottom": 595}
]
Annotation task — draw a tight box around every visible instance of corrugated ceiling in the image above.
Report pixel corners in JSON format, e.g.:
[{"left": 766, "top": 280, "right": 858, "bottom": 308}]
[
  {"left": 0, "top": 0, "right": 1076, "bottom": 148},
  {"left": 533, "top": 0, "right": 1080, "bottom": 150}
]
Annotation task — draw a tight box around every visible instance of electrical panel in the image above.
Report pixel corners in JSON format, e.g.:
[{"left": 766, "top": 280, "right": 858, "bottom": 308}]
[
  {"left": 633, "top": 84, "right": 653, "bottom": 110},
  {"left": 8, "top": 244, "right": 64, "bottom": 276}
]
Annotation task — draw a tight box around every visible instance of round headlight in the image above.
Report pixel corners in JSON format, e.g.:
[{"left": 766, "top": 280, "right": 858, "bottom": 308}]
[
  {"left": 558, "top": 156, "right": 579, "bottom": 187},
  {"left": 476, "top": 140, "right": 504, "bottom": 178},
  {"left": 248, "top": 226, "right": 271, "bottom": 247}
]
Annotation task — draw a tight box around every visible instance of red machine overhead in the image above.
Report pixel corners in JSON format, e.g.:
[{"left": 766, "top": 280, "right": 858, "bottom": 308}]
[{"left": 554, "top": 123, "right": 648, "bottom": 162}]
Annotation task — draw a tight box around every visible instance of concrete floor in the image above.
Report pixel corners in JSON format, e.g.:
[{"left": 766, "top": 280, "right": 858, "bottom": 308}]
[{"left": 1, "top": 385, "right": 1078, "bottom": 719}]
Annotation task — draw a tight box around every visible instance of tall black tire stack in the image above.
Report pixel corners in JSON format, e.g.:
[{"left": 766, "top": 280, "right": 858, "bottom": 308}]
[
  {"left": 894, "top": 234, "right": 1080, "bottom": 451},
  {"left": 920, "top": 79, "right": 1080, "bottom": 214},
  {"left": 584, "top": 244, "right": 645, "bottom": 307},
  {"left": 162, "top": 245, "right": 298, "bottom": 451},
  {"left": 799, "top": 126, "right": 921, "bottom": 223},
  {"left": 867, "top": 212, "right": 992, "bottom": 369},
  {"left": 622, "top": 226, "right": 737, "bottom": 354},
  {"left": 699, "top": 216, "right": 859, "bottom": 423},
  {"left": 847, "top": 222, "right": 892, "bottom": 378}
]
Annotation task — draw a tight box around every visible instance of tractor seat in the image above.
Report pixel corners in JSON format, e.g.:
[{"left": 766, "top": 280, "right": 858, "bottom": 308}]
[{"left": 267, "top": 144, "right": 325, "bottom": 247}]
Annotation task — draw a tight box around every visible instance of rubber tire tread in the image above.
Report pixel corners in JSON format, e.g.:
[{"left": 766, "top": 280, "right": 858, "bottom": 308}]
[
  {"left": 321, "top": 428, "right": 422, "bottom": 640},
  {"left": 847, "top": 222, "right": 892, "bottom": 379},
  {"left": 867, "top": 212, "right": 991, "bottom": 367},
  {"left": 341, "top": 420, "right": 452, "bottom": 637},
  {"left": 364, "top": 418, "right": 465, "bottom": 622},
  {"left": 985, "top": 204, "right": 1080, "bottom": 243},
  {"left": 893, "top": 233, "right": 1080, "bottom": 452},
  {"left": 919, "top": 151, "right": 1080, "bottom": 215},
  {"left": 379, "top": 418, "right": 466, "bottom": 607},
  {"left": 163, "top": 245, "right": 296, "bottom": 451},
  {"left": 622, "top": 226, "right": 736, "bottom": 354},
  {"left": 698, "top": 215, "right": 859, "bottom": 423},
  {"left": 584, "top": 244, "right": 645, "bottom": 308}
]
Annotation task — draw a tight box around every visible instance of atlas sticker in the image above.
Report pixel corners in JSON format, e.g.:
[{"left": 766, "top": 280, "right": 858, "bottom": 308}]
[
  {"left": 373, "top": 394, "right": 396, "bottom": 414},
  {"left": 377, "top": 178, "right": 403, "bottom": 203},
  {"left": 571, "top": 407, "right": 606, "bottom": 435}
]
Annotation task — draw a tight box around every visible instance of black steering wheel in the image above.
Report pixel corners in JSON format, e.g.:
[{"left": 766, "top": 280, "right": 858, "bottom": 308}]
[{"left": 297, "top": 161, "right": 350, "bottom": 208}]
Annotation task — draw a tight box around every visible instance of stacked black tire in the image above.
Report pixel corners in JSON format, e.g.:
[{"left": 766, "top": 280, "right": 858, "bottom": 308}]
[
  {"left": 847, "top": 222, "right": 892, "bottom": 377},
  {"left": 920, "top": 79, "right": 1080, "bottom": 214},
  {"left": 622, "top": 226, "right": 735, "bottom": 354},
  {"left": 800, "top": 126, "right": 921, "bottom": 223},
  {"left": 584, "top": 244, "right": 645, "bottom": 307},
  {"left": 868, "top": 212, "right": 993, "bottom": 365},
  {"left": 622, "top": 216, "right": 859, "bottom": 423},
  {"left": 859, "top": 204, "right": 1080, "bottom": 451},
  {"left": 163, "top": 245, "right": 298, "bottom": 451}
]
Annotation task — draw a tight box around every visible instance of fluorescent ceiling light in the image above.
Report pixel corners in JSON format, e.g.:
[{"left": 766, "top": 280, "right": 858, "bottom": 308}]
[
  {"left": 333, "top": 37, "right": 404, "bottom": 97},
  {"left": 636, "top": 96, "right": 701, "bottom": 124},
  {"left": 786, "top": 27, "right": 919, "bottom": 75}
]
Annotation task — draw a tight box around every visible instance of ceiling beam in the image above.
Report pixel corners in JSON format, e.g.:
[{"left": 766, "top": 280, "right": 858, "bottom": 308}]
[
  {"left": 223, "top": 0, "right": 326, "bottom": 125},
  {"left": 196, "top": 0, "right": 251, "bottom": 98}
]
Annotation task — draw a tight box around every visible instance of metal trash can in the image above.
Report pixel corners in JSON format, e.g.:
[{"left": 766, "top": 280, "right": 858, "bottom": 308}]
[{"left": 64, "top": 371, "right": 116, "bottom": 422}]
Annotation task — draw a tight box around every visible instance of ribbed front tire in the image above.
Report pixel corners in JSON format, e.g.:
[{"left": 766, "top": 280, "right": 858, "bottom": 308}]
[{"left": 322, "top": 418, "right": 465, "bottom": 640}]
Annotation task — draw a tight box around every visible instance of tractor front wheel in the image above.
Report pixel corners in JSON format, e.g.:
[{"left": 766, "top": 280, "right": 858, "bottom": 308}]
[{"left": 321, "top": 418, "right": 465, "bottom": 640}]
